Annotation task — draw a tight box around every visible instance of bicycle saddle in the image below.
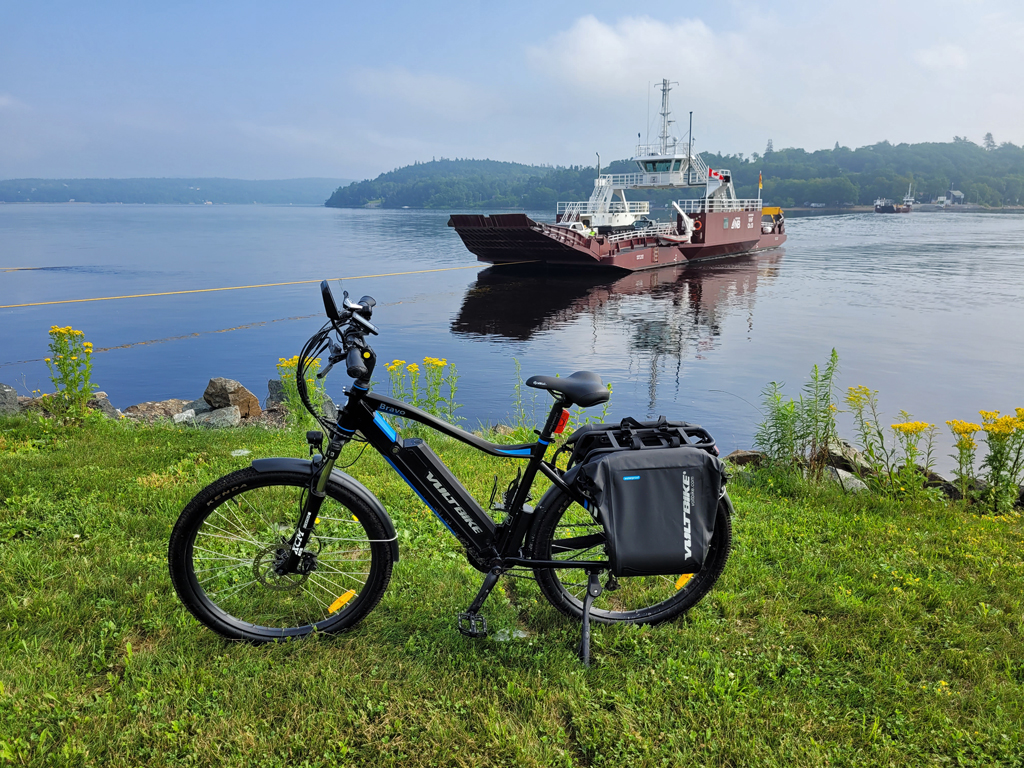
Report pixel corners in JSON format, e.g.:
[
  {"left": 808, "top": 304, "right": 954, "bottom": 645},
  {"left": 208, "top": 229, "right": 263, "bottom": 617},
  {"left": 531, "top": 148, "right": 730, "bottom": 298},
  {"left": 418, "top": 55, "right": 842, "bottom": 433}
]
[{"left": 526, "top": 371, "right": 610, "bottom": 408}]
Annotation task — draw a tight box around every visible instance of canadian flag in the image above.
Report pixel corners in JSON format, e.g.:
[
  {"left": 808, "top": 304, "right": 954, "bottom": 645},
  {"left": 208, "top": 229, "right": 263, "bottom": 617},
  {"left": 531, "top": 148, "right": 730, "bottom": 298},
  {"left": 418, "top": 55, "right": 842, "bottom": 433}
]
[{"left": 708, "top": 168, "right": 725, "bottom": 181}]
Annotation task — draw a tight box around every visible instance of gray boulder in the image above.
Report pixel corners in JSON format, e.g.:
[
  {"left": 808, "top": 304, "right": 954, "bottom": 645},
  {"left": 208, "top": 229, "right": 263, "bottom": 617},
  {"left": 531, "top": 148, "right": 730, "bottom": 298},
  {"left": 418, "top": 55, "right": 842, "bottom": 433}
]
[
  {"left": 182, "top": 398, "right": 212, "bottom": 415},
  {"left": 124, "top": 399, "right": 191, "bottom": 422},
  {"left": 0, "top": 383, "right": 18, "bottom": 415},
  {"left": 267, "top": 379, "right": 286, "bottom": 408},
  {"left": 173, "top": 409, "right": 196, "bottom": 424},
  {"left": 724, "top": 449, "right": 766, "bottom": 468},
  {"left": 87, "top": 391, "right": 119, "bottom": 419},
  {"left": 194, "top": 406, "right": 241, "bottom": 428},
  {"left": 826, "top": 466, "right": 869, "bottom": 493},
  {"left": 204, "top": 378, "right": 262, "bottom": 419},
  {"left": 824, "top": 439, "right": 874, "bottom": 477}
]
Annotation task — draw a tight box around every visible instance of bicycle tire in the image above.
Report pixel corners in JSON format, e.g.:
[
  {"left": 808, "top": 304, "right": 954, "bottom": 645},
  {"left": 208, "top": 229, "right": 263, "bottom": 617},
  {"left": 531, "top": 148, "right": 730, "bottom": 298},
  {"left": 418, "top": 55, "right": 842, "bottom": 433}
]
[
  {"left": 527, "top": 487, "right": 732, "bottom": 625},
  {"left": 168, "top": 467, "right": 394, "bottom": 642}
]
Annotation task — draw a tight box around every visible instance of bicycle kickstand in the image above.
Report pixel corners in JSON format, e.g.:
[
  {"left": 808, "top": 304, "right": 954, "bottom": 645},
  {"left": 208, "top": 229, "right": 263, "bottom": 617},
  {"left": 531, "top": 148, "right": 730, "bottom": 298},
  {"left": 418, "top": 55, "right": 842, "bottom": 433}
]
[
  {"left": 458, "top": 567, "right": 501, "bottom": 639},
  {"left": 577, "top": 569, "right": 603, "bottom": 667}
]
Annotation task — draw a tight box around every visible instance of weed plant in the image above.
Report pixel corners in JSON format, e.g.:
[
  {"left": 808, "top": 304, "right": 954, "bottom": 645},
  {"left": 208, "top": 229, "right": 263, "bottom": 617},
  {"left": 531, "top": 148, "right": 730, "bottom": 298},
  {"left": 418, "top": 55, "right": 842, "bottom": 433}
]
[
  {"left": 276, "top": 355, "right": 326, "bottom": 430},
  {"left": 753, "top": 349, "right": 839, "bottom": 477},
  {"left": 43, "top": 325, "right": 96, "bottom": 423},
  {"left": 384, "top": 357, "right": 463, "bottom": 427},
  {"left": 759, "top": 352, "right": 1022, "bottom": 511}
]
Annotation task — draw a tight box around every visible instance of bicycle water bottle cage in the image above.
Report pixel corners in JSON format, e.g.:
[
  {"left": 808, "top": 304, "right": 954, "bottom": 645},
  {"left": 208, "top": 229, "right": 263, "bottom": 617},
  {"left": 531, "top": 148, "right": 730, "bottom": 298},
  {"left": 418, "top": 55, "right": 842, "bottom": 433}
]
[{"left": 525, "top": 371, "right": 609, "bottom": 408}]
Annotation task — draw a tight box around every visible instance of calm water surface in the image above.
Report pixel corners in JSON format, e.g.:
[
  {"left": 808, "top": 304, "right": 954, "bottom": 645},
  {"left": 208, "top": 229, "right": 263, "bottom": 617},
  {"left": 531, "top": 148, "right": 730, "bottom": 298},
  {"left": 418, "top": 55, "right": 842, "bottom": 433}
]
[{"left": 2, "top": 205, "right": 1023, "bottom": 470}]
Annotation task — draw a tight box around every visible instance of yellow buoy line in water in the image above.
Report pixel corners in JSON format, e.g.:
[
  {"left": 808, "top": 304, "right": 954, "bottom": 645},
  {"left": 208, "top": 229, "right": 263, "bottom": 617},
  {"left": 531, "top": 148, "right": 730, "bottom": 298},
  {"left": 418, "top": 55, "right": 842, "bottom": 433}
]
[{"left": 0, "top": 263, "right": 509, "bottom": 309}]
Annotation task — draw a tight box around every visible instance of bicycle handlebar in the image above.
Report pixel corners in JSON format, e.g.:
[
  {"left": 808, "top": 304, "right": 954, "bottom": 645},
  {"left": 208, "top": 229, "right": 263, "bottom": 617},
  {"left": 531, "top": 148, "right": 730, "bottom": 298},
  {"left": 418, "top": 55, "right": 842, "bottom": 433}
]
[{"left": 346, "top": 346, "right": 368, "bottom": 379}]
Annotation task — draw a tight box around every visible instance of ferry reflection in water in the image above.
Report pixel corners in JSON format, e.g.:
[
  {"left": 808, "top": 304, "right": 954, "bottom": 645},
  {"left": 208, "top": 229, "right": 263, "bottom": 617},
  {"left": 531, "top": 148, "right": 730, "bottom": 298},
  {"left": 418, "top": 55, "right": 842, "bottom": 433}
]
[{"left": 452, "top": 250, "right": 784, "bottom": 412}]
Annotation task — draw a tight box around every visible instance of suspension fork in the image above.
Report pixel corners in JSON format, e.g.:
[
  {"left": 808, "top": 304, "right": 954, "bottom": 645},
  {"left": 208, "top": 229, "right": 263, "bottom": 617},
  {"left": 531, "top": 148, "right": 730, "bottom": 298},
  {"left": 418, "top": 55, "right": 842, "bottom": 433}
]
[{"left": 288, "top": 441, "right": 342, "bottom": 558}]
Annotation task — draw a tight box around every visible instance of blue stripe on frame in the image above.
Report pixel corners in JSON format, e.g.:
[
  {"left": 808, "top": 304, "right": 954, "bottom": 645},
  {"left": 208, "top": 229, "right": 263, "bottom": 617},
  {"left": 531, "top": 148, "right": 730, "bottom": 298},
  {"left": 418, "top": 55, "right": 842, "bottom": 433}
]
[
  {"left": 373, "top": 411, "right": 398, "bottom": 443},
  {"left": 496, "top": 447, "right": 533, "bottom": 457}
]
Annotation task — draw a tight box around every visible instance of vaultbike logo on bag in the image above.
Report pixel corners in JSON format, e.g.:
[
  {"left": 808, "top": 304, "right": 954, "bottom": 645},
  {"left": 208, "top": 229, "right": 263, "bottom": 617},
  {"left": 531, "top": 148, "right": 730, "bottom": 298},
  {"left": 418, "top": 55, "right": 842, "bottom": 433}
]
[{"left": 682, "top": 472, "right": 694, "bottom": 560}]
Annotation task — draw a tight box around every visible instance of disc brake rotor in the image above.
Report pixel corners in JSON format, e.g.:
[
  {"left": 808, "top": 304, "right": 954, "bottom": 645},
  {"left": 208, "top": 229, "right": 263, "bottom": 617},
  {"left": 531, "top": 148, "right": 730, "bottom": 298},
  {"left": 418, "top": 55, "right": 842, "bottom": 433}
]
[{"left": 253, "top": 544, "right": 310, "bottom": 591}]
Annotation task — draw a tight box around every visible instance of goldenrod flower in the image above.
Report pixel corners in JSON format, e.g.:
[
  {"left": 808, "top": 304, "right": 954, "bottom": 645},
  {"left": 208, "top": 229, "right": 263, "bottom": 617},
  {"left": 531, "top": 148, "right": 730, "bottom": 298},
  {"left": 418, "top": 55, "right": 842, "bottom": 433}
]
[
  {"left": 982, "top": 415, "right": 1018, "bottom": 436},
  {"left": 979, "top": 409, "right": 1001, "bottom": 422},
  {"left": 946, "top": 419, "right": 981, "bottom": 436},
  {"left": 406, "top": 363, "right": 419, "bottom": 373},
  {"left": 892, "top": 421, "right": 931, "bottom": 436},
  {"left": 44, "top": 357, "right": 51, "bottom": 363}
]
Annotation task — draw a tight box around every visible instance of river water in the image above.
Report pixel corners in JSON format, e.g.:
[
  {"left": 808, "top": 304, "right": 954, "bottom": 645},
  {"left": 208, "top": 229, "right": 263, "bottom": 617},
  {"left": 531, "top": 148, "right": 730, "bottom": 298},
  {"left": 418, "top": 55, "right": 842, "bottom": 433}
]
[{"left": 2, "top": 204, "right": 1023, "bottom": 469}]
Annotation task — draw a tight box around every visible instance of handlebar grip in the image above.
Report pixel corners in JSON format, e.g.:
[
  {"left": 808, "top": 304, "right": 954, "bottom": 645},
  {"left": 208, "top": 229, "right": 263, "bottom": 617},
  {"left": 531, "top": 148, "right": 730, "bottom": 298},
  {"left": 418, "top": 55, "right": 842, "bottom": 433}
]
[{"left": 346, "top": 347, "right": 368, "bottom": 379}]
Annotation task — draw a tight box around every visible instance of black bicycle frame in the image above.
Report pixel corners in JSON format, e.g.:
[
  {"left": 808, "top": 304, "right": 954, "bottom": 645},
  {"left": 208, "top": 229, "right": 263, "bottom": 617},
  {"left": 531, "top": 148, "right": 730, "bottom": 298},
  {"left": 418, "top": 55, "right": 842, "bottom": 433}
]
[{"left": 326, "top": 385, "right": 603, "bottom": 570}]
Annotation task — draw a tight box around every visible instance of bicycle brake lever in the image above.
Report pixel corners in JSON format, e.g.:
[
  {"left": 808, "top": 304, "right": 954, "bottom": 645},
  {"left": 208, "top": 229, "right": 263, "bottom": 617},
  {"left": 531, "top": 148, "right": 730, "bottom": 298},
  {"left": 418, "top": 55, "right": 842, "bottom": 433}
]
[{"left": 317, "top": 361, "right": 335, "bottom": 379}]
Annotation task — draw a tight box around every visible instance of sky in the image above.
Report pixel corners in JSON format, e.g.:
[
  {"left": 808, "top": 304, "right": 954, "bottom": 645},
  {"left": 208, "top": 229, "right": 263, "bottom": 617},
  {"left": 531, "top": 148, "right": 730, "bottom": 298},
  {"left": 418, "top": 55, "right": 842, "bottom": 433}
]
[{"left": 2, "top": 0, "right": 1022, "bottom": 181}]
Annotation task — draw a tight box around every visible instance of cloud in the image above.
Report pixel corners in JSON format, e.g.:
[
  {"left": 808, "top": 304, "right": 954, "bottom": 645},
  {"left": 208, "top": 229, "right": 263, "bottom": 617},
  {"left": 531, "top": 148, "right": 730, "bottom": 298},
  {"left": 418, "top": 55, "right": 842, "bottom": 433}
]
[
  {"left": 0, "top": 93, "right": 28, "bottom": 111},
  {"left": 527, "top": 15, "right": 739, "bottom": 96},
  {"left": 349, "top": 67, "right": 497, "bottom": 120},
  {"left": 914, "top": 44, "right": 968, "bottom": 70}
]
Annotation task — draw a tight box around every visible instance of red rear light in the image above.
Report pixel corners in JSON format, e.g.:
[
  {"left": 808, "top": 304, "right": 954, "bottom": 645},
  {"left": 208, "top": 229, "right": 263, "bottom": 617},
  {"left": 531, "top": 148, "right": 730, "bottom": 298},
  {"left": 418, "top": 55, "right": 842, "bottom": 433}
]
[{"left": 554, "top": 410, "right": 571, "bottom": 434}]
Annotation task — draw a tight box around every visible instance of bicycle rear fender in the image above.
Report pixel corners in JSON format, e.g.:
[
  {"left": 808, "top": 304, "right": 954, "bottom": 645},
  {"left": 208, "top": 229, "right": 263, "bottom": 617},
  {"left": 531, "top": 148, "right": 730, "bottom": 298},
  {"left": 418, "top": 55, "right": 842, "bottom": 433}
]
[{"left": 251, "top": 457, "right": 400, "bottom": 563}]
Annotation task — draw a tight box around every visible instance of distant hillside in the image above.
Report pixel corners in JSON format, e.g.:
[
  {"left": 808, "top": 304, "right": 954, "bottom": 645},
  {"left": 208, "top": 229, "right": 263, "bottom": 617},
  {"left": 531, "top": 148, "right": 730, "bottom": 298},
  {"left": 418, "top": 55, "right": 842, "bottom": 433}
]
[
  {"left": 326, "top": 140, "right": 1024, "bottom": 210},
  {"left": 0, "top": 177, "right": 353, "bottom": 205},
  {"left": 325, "top": 158, "right": 639, "bottom": 210}
]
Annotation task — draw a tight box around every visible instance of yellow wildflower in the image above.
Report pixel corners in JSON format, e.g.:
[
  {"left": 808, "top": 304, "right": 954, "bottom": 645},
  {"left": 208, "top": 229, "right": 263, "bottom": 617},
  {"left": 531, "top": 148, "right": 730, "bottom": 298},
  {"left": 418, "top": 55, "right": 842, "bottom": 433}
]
[
  {"left": 946, "top": 419, "right": 981, "bottom": 436},
  {"left": 385, "top": 359, "right": 405, "bottom": 373},
  {"left": 891, "top": 421, "right": 931, "bottom": 436},
  {"left": 406, "top": 363, "right": 419, "bottom": 373},
  {"left": 982, "top": 415, "right": 1018, "bottom": 436},
  {"left": 44, "top": 357, "right": 51, "bottom": 363},
  {"left": 979, "top": 410, "right": 1001, "bottom": 422}
]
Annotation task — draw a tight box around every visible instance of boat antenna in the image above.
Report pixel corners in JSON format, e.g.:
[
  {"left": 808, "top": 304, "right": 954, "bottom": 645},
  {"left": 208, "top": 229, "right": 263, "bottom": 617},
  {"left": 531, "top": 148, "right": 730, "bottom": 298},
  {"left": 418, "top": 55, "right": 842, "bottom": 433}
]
[
  {"left": 643, "top": 81, "right": 651, "bottom": 148},
  {"left": 596, "top": 152, "right": 600, "bottom": 179},
  {"left": 688, "top": 111, "right": 693, "bottom": 181}
]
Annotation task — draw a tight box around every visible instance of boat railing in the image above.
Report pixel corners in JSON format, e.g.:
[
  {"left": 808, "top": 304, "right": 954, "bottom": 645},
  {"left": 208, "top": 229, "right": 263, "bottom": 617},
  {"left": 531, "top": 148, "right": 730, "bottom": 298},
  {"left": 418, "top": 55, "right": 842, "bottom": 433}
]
[
  {"left": 606, "top": 222, "right": 679, "bottom": 243},
  {"left": 600, "top": 168, "right": 707, "bottom": 189},
  {"left": 557, "top": 200, "right": 650, "bottom": 216},
  {"left": 674, "top": 198, "right": 763, "bottom": 214}
]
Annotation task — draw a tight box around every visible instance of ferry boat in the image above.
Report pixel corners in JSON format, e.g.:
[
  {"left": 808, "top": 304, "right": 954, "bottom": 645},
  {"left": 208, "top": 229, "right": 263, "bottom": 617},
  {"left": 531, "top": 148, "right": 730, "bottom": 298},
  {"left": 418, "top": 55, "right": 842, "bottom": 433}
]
[
  {"left": 448, "top": 80, "right": 786, "bottom": 272},
  {"left": 875, "top": 184, "right": 914, "bottom": 213}
]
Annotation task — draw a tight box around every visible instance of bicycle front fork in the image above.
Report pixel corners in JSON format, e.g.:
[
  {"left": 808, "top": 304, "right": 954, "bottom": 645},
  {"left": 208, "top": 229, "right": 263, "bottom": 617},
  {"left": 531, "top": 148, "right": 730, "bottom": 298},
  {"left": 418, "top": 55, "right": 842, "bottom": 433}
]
[{"left": 277, "top": 440, "right": 341, "bottom": 575}]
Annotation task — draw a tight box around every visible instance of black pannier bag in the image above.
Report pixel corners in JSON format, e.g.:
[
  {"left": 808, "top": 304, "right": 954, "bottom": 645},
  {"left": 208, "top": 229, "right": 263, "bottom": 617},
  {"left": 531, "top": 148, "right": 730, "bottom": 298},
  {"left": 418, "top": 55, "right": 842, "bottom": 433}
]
[
  {"left": 556, "top": 416, "right": 719, "bottom": 471},
  {"left": 561, "top": 419, "right": 726, "bottom": 577}
]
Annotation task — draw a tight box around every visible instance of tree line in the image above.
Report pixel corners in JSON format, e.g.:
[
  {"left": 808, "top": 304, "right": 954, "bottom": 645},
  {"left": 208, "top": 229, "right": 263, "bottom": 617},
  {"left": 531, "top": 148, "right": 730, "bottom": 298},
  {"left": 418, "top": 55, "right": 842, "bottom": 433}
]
[{"left": 325, "top": 137, "right": 1024, "bottom": 210}]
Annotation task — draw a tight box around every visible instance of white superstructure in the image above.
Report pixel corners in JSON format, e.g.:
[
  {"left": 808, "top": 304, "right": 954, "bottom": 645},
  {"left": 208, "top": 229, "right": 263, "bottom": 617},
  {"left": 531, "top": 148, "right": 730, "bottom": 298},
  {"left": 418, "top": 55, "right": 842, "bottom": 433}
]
[{"left": 557, "top": 79, "right": 761, "bottom": 235}]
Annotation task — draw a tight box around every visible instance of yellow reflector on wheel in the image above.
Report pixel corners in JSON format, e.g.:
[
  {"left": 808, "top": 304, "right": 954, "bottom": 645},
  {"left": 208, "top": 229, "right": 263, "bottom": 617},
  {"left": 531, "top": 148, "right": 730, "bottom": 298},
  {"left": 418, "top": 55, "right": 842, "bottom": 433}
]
[
  {"left": 328, "top": 589, "right": 357, "bottom": 614},
  {"left": 675, "top": 574, "right": 693, "bottom": 590}
]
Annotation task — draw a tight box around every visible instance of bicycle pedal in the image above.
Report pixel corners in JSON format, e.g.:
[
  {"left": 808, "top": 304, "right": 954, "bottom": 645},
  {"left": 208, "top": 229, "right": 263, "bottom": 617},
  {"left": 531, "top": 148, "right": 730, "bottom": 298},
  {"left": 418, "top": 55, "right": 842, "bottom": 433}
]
[{"left": 457, "top": 612, "right": 488, "bottom": 639}]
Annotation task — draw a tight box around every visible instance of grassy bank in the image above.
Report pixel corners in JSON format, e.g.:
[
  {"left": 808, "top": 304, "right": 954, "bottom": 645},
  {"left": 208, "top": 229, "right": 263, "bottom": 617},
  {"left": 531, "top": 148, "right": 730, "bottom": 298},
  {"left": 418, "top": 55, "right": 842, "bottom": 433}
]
[{"left": 1, "top": 416, "right": 1022, "bottom": 767}]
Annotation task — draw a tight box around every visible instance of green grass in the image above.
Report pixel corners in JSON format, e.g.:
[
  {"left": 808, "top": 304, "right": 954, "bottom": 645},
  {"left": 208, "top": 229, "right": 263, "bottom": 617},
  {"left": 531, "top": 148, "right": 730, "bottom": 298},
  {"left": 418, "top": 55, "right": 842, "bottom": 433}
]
[{"left": 1, "top": 416, "right": 1022, "bottom": 766}]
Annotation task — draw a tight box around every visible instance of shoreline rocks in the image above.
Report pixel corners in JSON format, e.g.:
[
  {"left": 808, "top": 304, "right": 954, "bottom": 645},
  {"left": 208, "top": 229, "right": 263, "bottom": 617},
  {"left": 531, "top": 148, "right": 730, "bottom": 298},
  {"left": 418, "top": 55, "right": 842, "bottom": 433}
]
[{"left": 203, "top": 378, "right": 261, "bottom": 419}]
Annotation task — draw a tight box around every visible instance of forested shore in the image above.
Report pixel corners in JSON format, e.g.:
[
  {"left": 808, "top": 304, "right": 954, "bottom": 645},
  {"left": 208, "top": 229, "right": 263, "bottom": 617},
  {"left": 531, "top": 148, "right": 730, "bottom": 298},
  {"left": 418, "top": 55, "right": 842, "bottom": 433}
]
[{"left": 326, "top": 138, "right": 1024, "bottom": 210}]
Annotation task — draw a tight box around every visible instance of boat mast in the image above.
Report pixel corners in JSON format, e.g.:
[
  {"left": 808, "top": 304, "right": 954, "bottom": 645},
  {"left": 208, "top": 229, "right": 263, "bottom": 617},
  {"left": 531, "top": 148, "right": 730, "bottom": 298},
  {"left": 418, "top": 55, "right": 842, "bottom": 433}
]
[{"left": 657, "top": 78, "right": 678, "bottom": 154}]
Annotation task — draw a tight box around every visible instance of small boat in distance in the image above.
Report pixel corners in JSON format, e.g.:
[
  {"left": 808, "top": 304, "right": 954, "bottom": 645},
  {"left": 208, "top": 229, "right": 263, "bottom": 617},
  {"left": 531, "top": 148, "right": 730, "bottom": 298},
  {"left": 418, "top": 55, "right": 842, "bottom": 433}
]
[
  {"left": 448, "top": 79, "right": 785, "bottom": 272},
  {"left": 875, "top": 184, "right": 914, "bottom": 213}
]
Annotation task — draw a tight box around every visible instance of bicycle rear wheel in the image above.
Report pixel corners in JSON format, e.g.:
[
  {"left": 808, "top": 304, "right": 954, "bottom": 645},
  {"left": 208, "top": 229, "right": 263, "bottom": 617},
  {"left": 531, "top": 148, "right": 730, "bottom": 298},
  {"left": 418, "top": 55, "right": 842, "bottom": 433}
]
[
  {"left": 168, "top": 467, "right": 394, "bottom": 642},
  {"left": 527, "top": 488, "right": 732, "bottom": 625}
]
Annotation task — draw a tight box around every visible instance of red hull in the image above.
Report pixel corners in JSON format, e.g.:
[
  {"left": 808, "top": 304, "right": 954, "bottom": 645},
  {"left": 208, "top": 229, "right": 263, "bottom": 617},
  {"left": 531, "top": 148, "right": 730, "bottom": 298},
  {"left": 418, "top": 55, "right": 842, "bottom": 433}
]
[{"left": 449, "top": 211, "right": 786, "bottom": 271}]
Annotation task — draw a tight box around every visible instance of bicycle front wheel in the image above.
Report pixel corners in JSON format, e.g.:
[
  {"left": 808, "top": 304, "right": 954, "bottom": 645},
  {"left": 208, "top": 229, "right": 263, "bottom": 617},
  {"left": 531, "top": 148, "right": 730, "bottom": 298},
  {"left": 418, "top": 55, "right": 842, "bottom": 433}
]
[
  {"left": 168, "top": 467, "right": 394, "bottom": 642},
  {"left": 527, "top": 488, "right": 732, "bottom": 625}
]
